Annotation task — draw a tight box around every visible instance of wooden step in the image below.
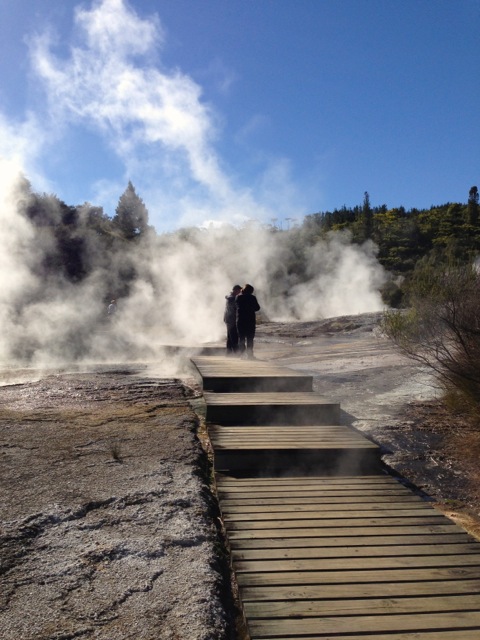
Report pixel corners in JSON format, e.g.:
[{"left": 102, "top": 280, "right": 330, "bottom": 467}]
[
  {"left": 191, "top": 355, "right": 313, "bottom": 392},
  {"left": 209, "top": 424, "right": 381, "bottom": 474},
  {"left": 203, "top": 391, "right": 341, "bottom": 425}
]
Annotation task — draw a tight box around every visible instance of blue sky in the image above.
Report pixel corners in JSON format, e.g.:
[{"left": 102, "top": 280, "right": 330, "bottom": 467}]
[{"left": 0, "top": 0, "right": 479, "bottom": 232}]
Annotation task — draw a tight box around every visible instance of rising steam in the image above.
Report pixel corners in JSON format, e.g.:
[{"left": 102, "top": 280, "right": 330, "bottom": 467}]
[
  {"left": 0, "top": 173, "right": 385, "bottom": 367},
  {"left": 0, "top": 0, "right": 386, "bottom": 367}
]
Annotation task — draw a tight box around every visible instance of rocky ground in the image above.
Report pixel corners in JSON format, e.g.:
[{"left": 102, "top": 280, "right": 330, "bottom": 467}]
[
  {"left": 2, "top": 313, "right": 480, "bottom": 639},
  {"left": 0, "top": 370, "right": 235, "bottom": 640}
]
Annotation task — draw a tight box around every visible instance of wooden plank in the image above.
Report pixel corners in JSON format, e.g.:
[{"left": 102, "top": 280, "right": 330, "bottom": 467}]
[
  {"left": 211, "top": 432, "right": 375, "bottom": 441},
  {"left": 221, "top": 499, "right": 429, "bottom": 512},
  {"left": 217, "top": 487, "right": 414, "bottom": 497},
  {"left": 220, "top": 495, "right": 427, "bottom": 506},
  {"left": 227, "top": 524, "right": 464, "bottom": 539},
  {"left": 234, "top": 553, "right": 480, "bottom": 573},
  {"left": 217, "top": 483, "right": 411, "bottom": 492},
  {"left": 218, "top": 474, "right": 402, "bottom": 481},
  {"left": 230, "top": 533, "right": 474, "bottom": 549},
  {"left": 215, "top": 444, "right": 378, "bottom": 452},
  {"left": 217, "top": 444, "right": 373, "bottom": 452},
  {"left": 211, "top": 432, "right": 373, "bottom": 441},
  {"left": 212, "top": 426, "right": 361, "bottom": 432},
  {"left": 244, "top": 594, "right": 480, "bottom": 617},
  {"left": 208, "top": 424, "right": 365, "bottom": 438},
  {"left": 247, "top": 611, "right": 480, "bottom": 637},
  {"left": 191, "top": 356, "right": 314, "bottom": 392},
  {"left": 191, "top": 357, "right": 298, "bottom": 370},
  {"left": 240, "top": 578, "right": 480, "bottom": 602},
  {"left": 217, "top": 474, "right": 398, "bottom": 483},
  {"left": 211, "top": 433, "right": 378, "bottom": 449},
  {"left": 231, "top": 543, "right": 480, "bottom": 560},
  {"left": 217, "top": 478, "right": 402, "bottom": 489},
  {"left": 235, "top": 566, "right": 480, "bottom": 586},
  {"left": 221, "top": 501, "right": 433, "bottom": 520},
  {"left": 223, "top": 508, "right": 442, "bottom": 521},
  {"left": 192, "top": 355, "right": 313, "bottom": 379},
  {"left": 216, "top": 477, "right": 410, "bottom": 489},
  {"left": 211, "top": 434, "right": 371, "bottom": 440},
  {"left": 226, "top": 515, "right": 448, "bottom": 530}
]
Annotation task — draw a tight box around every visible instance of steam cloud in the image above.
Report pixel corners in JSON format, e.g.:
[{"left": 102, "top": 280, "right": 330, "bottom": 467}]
[
  {"left": 0, "top": 0, "right": 386, "bottom": 369},
  {"left": 0, "top": 176, "right": 385, "bottom": 368}
]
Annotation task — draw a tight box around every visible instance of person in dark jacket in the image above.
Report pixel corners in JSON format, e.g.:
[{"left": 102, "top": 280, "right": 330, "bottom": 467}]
[
  {"left": 224, "top": 284, "right": 242, "bottom": 354},
  {"left": 236, "top": 284, "right": 260, "bottom": 359}
]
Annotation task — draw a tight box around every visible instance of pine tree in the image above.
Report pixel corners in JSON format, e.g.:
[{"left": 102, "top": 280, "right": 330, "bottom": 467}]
[
  {"left": 362, "top": 191, "right": 373, "bottom": 240},
  {"left": 468, "top": 186, "right": 479, "bottom": 227},
  {"left": 113, "top": 181, "right": 149, "bottom": 239}
]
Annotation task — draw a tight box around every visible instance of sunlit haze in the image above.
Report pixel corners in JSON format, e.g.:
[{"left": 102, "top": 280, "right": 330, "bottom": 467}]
[{"left": 0, "top": 0, "right": 478, "bottom": 367}]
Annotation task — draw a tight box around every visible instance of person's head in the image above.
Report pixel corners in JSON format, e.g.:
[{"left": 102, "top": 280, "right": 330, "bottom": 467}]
[
  {"left": 242, "top": 284, "right": 254, "bottom": 295},
  {"left": 232, "top": 285, "right": 242, "bottom": 295}
]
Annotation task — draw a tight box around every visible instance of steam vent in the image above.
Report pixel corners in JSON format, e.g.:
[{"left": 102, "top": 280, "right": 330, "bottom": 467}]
[{"left": 191, "top": 353, "right": 480, "bottom": 639}]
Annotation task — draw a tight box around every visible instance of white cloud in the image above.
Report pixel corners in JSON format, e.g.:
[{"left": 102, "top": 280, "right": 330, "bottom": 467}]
[
  {"left": 75, "top": 0, "right": 162, "bottom": 57},
  {"left": 25, "top": 0, "right": 318, "bottom": 230},
  {"left": 0, "top": 112, "right": 49, "bottom": 191},
  {"left": 30, "top": 0, "right": 234, "bottom": 212}
]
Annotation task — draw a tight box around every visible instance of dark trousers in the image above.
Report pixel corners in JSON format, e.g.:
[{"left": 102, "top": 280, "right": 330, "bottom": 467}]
[
  {"left": 226, "top": 324, "right": 239, "bottom": 352},
  {"left": 238, "top": 323, "right": 255, "bottom": 356}
]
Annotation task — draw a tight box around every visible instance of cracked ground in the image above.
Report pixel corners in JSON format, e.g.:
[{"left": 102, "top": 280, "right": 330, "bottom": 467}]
[{"left": 0, "top": 371, "right": 233, "bottom": 640}]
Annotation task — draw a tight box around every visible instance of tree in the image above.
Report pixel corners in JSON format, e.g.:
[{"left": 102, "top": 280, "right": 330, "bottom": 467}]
[
  {"left": 468, "top": 186, "right": 479, "bottom": 227},
  {"left": 362, "top": 191, "right": 373, "bottom": 241},
  {"left": 112, "top": 181, "right": 150, "bottom": 239}
]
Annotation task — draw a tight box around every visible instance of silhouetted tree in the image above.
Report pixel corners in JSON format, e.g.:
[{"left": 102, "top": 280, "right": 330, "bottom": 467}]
[
  {"left": 362, "top": 191, "right": 373, "bottom": 240},
  {"left": 112, "top": 181, "right": 150, "bottom": 239},
  {"left": 468, "top": 186, "right": 479, "bottom": 227}
]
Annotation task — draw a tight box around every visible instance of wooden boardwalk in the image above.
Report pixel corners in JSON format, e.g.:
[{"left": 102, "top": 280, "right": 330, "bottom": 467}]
[
  {"left": 209, "top": 425, "right": 380, "bottom": 474},
  {"left": 192, "top": 355, "right": 313, "bottom": 392},
  {"left": 191, "top": 354, "right": 480, "bottom": 639},
  {"left": 203, "top": 391, "right": 341, "bottom": 426}
]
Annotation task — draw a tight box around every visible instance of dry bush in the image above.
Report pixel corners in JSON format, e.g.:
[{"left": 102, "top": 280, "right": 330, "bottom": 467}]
[{"left": 383, "top": 261, "right": 480, "bottom": 417}]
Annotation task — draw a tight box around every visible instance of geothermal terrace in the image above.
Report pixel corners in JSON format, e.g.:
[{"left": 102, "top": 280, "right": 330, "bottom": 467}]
[
  {"left": 192, "top": 351, "right": 480, "bottom": 640},
  {"left": 2, "top": 316, "right": 480, "bottom": 639}
]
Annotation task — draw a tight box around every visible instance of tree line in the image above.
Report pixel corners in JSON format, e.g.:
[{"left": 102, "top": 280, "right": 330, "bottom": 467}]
[
  {"left": 14, "top": 175, "right": 479, "bottom": 309},
  {"left": 303, "top": 186, "right": 479, "bottom": 306}
]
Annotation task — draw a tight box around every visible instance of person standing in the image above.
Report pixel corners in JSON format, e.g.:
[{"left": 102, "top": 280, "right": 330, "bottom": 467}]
[
  {"left": 236, "top": 284, "right": 260, "bottom": 359},
  {"left": 224, "top": 285, "right": 242, "bottom": 354}
]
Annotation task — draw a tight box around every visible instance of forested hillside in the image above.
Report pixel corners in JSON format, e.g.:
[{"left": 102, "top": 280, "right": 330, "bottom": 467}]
[
  {"left": 304, "top": 187, "right": 480, "bottom": 304},
  {"left": 14, "top": 177, "right": 479, "bottom": 310}
]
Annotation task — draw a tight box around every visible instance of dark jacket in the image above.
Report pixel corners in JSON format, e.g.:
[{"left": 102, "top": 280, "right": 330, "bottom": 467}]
[
  {"left": 223, "top": 293, "right": 237, "bottom": 326},
  {"left": 236, "top": 292, "right": 260, "bottom": 328}
]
